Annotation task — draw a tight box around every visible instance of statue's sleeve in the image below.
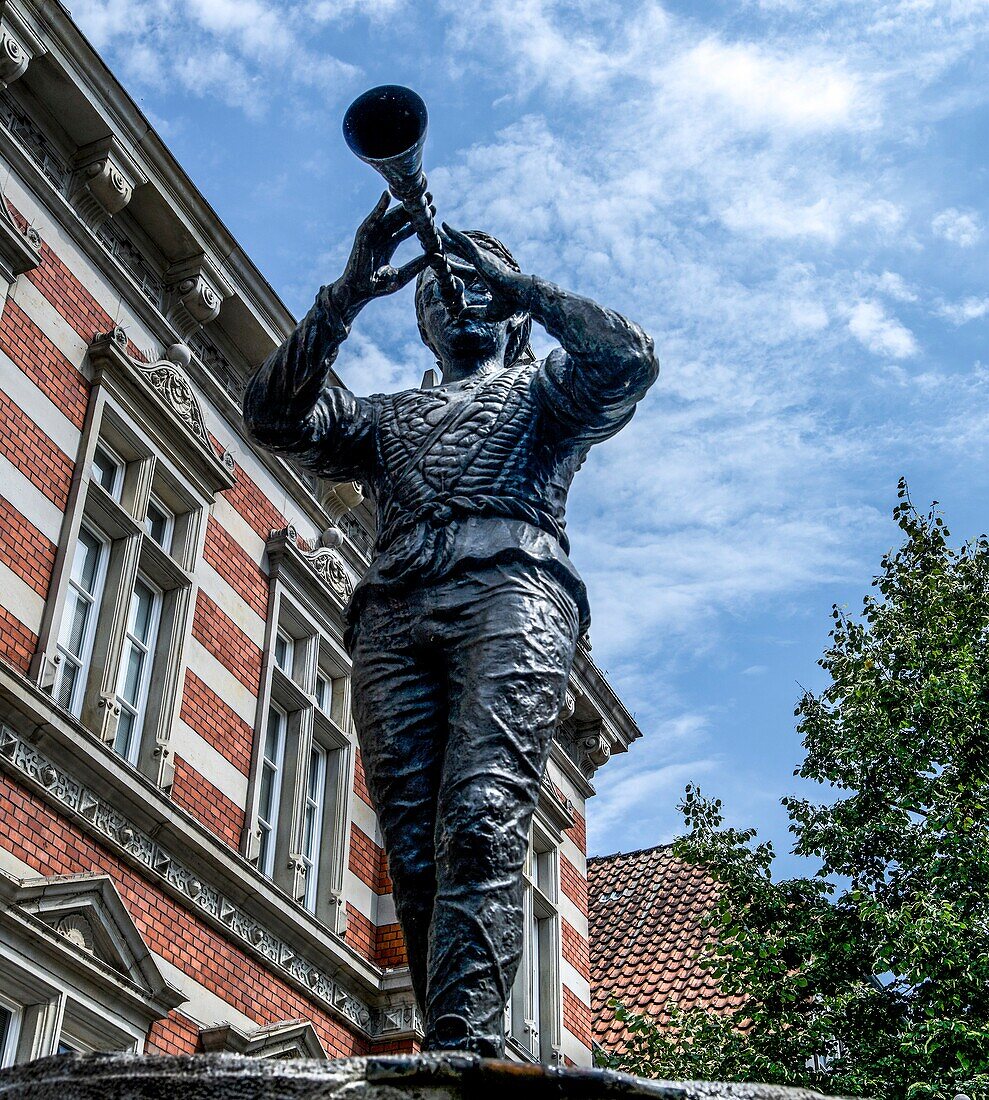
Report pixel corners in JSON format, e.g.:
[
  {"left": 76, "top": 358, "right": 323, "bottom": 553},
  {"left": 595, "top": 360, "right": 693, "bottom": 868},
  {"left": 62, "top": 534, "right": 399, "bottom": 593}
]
[
  {"left": 243, "top": 288, "right": 377, "bottom": 482},
  {"left": 529, "top": 279, "right": 659, "bottom": 444}
]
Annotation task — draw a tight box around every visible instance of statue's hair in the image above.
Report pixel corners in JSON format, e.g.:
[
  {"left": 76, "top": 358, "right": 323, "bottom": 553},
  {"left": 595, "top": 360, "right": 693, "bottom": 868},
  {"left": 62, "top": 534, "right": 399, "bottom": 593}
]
[{"left": 415, "top": 230, "right": 533, "bottom": 369}]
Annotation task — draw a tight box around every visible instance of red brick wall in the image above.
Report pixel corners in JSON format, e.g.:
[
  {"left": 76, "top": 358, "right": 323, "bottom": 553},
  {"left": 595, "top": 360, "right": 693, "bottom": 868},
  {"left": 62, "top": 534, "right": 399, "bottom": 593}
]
[
  {"left": 203, "top": 515, "right": 269, "bottom": 619},
  {"left": 349, "top": 823, "right": 391, "bottom": 896},
  {"left": 0, "top": 773, "right": 367, "bottom": 1058},
  {"left": 170, "top": 756, "right": 245, "bottom": 848},
  {"left": 0, "top": 388, "right": 74, "bottom": 509},
  {"left": 562, "top": 984, "right": 592, "bottom": 1051},
  {"left": 191, "top": 590, "right": 262, "bottom": 694},
  {"left": 0, "top": 298, "right": 89, "bottom": 429},
  {"left": 220, "top": 456, "right": 286, "bottom": 542},
  {"left": 561, "top": 855, "right": 588, "bottom": 917},
  {"left": 179, "top": 670, "right": 253, "bottom": 776},
  {"left": 0, "top": 606, "right": 36, "bottom": 673},
  {"left": 375, "top": 922, "right": 407, "bottom": 970},
  {"left": 353, "top": 750, "right": 373, "bottom": 808},
  {"left": 561, "top": 917, "right": 590, "bottom": 982},
  {"left": 566, "top": 809, "right": 586, "bottom": 856},
  {"left": 346, "top": 901, "right": 374, "bottom": 962},
  {"left": 0, "top": 496, "right": 56, "bottom": 597},
  {"left": 25, "top": 237, "right": 115, "bottom": 345},
  {"left": 146, "top": 1012, "right": 202, "bottom": 1055}
]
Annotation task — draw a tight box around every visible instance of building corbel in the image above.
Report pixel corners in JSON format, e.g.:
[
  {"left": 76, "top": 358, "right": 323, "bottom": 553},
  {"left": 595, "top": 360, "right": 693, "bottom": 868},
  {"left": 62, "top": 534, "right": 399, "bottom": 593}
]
[
  {"left": 0, "top": 6, "right": 45, "bottom": 90},
  {"left": 69, "top": 137, "right": 145, "bottom": 230},
  {"left": 165, "top": 253, "right": 232, "bottom": 340}
]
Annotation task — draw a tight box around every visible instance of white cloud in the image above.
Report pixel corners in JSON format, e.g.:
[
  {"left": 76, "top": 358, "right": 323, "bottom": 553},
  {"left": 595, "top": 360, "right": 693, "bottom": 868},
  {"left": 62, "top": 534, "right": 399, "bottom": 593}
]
[
  {"left": 931, "top": 207, "right": 982, "bottom": 246},
  {"left": 875, "top": 271, "right": 917, "bottom": 302},
  {"left": 847, "top": 300, "right": 918, "bottom": 358},
  {"left": 660, "top": 39, "right": 874, "bottom": 135},
  {"left": 938, "top": 296, "right": 989, "bottom": 324}
]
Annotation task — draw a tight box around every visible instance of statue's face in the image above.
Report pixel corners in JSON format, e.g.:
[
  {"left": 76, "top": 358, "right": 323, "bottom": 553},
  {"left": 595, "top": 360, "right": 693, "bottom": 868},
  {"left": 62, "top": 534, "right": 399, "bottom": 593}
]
[{"left": 416, "top": 263, "right": 510, "bottom": 368}]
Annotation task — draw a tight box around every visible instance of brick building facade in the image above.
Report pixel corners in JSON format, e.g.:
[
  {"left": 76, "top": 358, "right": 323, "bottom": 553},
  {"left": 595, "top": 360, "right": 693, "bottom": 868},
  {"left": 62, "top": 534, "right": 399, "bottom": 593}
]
[{"left": 0, "top": 0, "right": 642, "bottom": 1071}]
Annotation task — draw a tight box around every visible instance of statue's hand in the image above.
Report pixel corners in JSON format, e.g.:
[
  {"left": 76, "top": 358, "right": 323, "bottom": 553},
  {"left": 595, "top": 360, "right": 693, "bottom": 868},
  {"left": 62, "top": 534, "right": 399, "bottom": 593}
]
[
  {"left": 330, "top": 192, "right": 431, "bottom": 323},
  {"left": 441, "top": 224, "right": 531, "bottom": 323}
]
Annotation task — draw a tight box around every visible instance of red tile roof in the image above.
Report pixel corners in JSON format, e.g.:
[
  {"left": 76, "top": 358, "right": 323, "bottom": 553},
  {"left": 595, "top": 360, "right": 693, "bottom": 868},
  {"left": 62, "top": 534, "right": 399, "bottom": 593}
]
[{"left": 587, "top": 844, "right": 743, "bottom": 1050}]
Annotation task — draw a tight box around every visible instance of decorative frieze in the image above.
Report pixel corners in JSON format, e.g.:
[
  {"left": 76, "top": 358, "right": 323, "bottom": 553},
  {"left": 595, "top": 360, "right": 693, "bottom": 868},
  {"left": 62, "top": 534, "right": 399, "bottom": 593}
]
[
  {"left": 69, "top": 137, "right": 144, "bottom": 229},
  {"left": 0, "top": 724, "right": 386, "bottom": 1035},
  {"left": 165, "top": 254, "right": 232, "bottom": 340}
]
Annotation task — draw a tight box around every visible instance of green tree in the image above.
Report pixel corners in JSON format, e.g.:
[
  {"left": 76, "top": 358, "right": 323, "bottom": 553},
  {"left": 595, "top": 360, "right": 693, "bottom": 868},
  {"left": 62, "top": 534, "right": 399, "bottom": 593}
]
[{"left": 598, "top": 483, "right": 989, "bottom": 1099}]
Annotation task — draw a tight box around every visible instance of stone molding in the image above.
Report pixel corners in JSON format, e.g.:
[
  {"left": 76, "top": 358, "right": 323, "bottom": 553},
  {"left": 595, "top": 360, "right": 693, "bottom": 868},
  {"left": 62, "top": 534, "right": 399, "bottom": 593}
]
[
  {"left": 199, "top": 1019, "right": 328, "bottom": 1060},
  {"left": 0, "top": 722, "right": 394, "bottom": 1037},
  {"left": 165, "top": 253, "right": 233, "bottom": 340},
  {"left": 69, "top": 137, "right": 145, "bottom": 229}
]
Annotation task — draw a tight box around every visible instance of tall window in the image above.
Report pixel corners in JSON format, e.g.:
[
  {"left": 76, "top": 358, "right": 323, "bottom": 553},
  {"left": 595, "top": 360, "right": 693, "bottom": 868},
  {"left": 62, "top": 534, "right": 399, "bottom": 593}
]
[
  {"left": 38, "top": 404, "right": 208, "bottom": 788},
  {"left": 52, "top": 526, "right": 108, "bottom": 716},
  {"left": 507, "top": 827, "right": 560, "bottom": 1061},
  {"left": 246, "top": 555, "right": 353, "bottom": 933},
  {"left": 258, "top": 705, "right": 287, "bottom": 877},
  {"left": 0, "top": 995, "right": 20, "bottom": 1069},
  {"left": 113, "top": 576, "right": 162, "bottom": 764},
  {"left": 301, "top": 742, "right": 327, "bottom": 912}
]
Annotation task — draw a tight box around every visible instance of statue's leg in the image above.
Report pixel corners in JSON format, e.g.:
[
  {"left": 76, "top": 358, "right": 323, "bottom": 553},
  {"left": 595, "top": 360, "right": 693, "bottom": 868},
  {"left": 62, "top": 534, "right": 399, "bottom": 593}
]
[
  {"left": 423, "top": 563, "right": 580, "bottom": 1057},
  {"left": 350, "top": 590, "right": 445, "bottom": 1013}
]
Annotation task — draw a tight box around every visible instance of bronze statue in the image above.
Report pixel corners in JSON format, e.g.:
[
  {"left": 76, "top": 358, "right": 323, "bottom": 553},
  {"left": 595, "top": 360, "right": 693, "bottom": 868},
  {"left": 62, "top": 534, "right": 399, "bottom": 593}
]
[{"left": 243, "top": 86, "right": 658, "bottom": 1058}]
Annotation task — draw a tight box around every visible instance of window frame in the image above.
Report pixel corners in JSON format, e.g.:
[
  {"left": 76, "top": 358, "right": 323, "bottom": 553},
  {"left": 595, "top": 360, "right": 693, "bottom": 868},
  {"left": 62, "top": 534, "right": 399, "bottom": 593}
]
[
  {"left": 112, "top": 572, "right": 163, "bottom": 766},
  {"left": 245, "top": 552, "right": 355, "bottom": 936},
  {"left": 52, "top": 522, "right": 110, "bottom": 720}
]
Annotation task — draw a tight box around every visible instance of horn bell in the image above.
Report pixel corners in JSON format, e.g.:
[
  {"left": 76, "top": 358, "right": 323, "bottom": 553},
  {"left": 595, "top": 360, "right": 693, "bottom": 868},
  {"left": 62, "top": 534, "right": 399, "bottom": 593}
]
[{"left": 342, "top": 84, "right": 428, "bottom": 194}]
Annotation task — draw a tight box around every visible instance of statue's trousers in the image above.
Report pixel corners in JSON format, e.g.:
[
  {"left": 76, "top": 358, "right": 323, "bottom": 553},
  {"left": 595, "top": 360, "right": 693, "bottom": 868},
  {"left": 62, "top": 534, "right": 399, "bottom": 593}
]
[{"left": 349, "top": 560, "right": 580, "bottom": 1055}]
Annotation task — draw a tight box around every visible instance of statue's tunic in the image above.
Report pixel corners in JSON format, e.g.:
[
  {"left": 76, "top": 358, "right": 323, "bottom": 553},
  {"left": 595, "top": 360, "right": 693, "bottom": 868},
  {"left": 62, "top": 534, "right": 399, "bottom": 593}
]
[{"left": 252, "top": 290, "right": 656, "bottom": 646}]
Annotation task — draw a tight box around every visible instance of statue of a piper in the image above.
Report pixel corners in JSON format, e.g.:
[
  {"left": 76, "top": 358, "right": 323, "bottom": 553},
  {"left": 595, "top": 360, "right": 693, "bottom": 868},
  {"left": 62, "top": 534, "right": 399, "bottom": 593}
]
[{"left": 243, "top": 86, "right": 659, "bottom": 1058}]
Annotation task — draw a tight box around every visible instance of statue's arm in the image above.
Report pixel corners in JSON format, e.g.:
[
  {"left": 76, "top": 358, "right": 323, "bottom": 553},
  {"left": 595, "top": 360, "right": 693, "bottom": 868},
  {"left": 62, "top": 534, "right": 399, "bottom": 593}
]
[
  {"left": 243, "top": 287, "right": 376, "bottom": 482},
  {"left": 527, "top": 277, "right": 659, "bottom": 436},
  {"left": 244, "top": 193, "right": 428, "bottom": 479}
]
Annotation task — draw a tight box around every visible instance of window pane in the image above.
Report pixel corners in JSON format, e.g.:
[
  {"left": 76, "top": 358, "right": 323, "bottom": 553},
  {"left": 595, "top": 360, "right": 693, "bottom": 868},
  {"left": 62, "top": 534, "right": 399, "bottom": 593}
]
[
  {"left": 62, "top": 589, "right": 92, "bottom": 658},
  {"left": 145, "top": 498, "right": 172, "bottom": 551},
  {"left": 315, "top": 673, "right": 331, "bottom": 712},
  {"left": 263, "top": 709, "right": 283, "bottom": 763},
  {"left": 119, "top": 642, "right": 145, "bottom": 706},
  {"left": 91, "top": 444, "right": 122, "bottom": 498},
  {"left": 113, "top": 709, "right": 136, "bottom": 761},
  {"left": 73, "top": 528, "right": 103, "bottom": 592},
  {"left": 130, "top": 580, "right": 156, "bottom": 643},
  {"left": 53, "top": 659, "right": 79, "bottom": 711},
  {"left": 259, "top": 762, "right": 276, "bottom": 820}
]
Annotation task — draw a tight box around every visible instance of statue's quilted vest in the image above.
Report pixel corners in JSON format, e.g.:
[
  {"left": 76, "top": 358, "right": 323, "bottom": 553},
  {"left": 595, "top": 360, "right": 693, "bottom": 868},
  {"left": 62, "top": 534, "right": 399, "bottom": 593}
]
[{"left": 370, "top": 360, "right": 582, "bottom": 557}]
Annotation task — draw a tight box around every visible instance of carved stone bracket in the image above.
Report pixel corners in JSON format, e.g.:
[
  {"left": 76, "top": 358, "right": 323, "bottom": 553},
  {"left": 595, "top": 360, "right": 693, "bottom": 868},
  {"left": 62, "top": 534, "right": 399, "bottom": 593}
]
[
  {"left": 69, "top": 137, "right": 145, "bottom": 229},
  {"left": 0, "top": 9, "right": 44, "bottom": 90},
  {"left": 321, "top": 481, "right": 364, "bottom": 522},
  {"left": 560, "top": 717, "right": 611, "bottom": 780},
  {"left": 165, "top": 253, "right": 232, "bottom": 340}
]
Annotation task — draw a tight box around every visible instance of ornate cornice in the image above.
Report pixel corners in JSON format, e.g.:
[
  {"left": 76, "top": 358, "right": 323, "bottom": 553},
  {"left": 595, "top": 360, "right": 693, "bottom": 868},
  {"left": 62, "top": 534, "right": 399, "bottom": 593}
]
[{"left": 0, "top": 723, "right": 397, "bottom": 1036}]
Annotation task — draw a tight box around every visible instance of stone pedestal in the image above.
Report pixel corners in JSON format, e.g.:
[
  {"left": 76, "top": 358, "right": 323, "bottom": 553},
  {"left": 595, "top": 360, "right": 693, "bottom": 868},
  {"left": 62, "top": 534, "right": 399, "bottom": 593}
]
[{"left": 0, "top": 1052, "right": 837, "bottom": 1099}]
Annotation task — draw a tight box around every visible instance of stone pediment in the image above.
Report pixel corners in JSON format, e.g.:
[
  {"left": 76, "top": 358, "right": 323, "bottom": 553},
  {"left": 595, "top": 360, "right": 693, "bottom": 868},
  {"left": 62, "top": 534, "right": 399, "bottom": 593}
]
[
  {"left": 8, "top": 872, "right": 184, "bottom": 1009},
  {"left": 199, "top": 1018, "right": 328, "bottom": 1059}
]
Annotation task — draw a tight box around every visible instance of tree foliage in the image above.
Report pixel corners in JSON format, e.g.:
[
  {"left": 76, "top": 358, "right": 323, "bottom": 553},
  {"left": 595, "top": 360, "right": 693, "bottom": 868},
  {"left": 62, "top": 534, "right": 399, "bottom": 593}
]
[{"left": 598, "top": 483, "right": 989, "bottom": 1098}]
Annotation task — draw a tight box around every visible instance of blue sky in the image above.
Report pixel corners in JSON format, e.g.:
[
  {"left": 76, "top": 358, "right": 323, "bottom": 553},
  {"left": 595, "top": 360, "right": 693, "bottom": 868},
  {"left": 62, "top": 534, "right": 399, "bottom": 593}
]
[{"left": 72, "top": 0, "right": 989, "bottom": 872}]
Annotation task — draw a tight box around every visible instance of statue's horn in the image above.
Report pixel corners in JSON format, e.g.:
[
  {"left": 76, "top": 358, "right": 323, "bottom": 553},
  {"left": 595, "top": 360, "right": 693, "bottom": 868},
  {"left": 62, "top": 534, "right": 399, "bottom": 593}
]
[{"left": 343, "top": 85, "right": 465, "bottom": 316}]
